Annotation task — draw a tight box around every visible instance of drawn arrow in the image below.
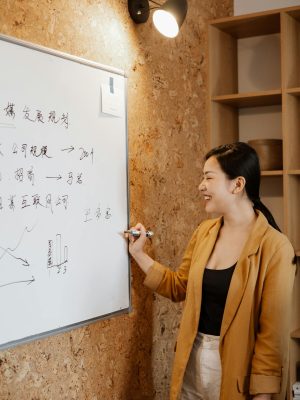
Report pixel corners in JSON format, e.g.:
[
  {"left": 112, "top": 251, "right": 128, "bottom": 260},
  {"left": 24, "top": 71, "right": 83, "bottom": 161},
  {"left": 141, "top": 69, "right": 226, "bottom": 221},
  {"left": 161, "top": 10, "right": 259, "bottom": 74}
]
[
  {"left": 0, "top": 246, "right": 30, "bottom": 266},
  {"left": 61, "top": 146, "right": 75, "bottom": 153},
  {"left": 19, "top": 258, "right": 29, "bottom": 266},
  {"left": 46, "top": 175, "right": 62, "bottom": 180},
  {"left": 0, "top": 276, "right": 35, "bottom": 288},
  {"left": 9, "top": 254, "right": 29, "bottom": 266}
]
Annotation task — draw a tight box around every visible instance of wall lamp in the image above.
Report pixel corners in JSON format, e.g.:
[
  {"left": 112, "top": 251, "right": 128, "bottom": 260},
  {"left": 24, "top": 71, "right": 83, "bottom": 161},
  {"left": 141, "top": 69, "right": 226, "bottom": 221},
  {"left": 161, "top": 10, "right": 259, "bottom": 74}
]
[{"left": 128, "top": 0, "right": 188, "bottom": 38}]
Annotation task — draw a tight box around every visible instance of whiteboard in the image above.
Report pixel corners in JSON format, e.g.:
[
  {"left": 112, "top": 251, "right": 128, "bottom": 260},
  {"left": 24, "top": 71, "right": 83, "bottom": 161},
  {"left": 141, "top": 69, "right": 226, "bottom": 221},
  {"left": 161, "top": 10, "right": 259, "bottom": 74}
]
[{"left": 0, "top": 34, "right": 130, "bottom": 349}]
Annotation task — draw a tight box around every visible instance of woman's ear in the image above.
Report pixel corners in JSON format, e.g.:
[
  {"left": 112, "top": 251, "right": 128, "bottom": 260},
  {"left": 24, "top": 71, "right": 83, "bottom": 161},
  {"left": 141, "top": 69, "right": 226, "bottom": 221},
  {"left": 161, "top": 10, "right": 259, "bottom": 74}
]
[{"left": 232, "top": 176, "right": 246, "bottom": 194}]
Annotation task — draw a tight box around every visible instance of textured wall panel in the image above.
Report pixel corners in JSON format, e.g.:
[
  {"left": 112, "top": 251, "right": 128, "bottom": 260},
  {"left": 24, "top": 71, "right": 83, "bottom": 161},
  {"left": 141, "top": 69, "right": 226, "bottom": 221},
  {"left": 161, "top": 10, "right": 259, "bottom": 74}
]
[{"left": 0, "top": 0, "right": 232, "bottom": 399}]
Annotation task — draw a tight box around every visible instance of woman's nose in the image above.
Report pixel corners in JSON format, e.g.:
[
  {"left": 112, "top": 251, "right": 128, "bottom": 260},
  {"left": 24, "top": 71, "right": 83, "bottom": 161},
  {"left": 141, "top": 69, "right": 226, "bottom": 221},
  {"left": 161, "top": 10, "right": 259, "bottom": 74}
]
[{"left": 198, "top": 180, "right": 205, "bottom": 191}]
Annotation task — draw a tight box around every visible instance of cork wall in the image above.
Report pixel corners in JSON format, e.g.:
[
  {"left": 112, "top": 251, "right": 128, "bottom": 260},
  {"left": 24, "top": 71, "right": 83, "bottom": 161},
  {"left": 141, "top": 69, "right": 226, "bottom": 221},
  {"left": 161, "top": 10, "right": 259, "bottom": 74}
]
[{"left": 0, "top": 1, "right": 232, "bottom": 399}]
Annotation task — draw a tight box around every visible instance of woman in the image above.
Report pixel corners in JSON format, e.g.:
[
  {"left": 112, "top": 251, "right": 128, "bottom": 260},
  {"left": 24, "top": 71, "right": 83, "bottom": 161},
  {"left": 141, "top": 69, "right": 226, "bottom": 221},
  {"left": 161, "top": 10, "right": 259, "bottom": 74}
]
[{"left": 126, "top": 142, "right": 296, "bottom": 400}]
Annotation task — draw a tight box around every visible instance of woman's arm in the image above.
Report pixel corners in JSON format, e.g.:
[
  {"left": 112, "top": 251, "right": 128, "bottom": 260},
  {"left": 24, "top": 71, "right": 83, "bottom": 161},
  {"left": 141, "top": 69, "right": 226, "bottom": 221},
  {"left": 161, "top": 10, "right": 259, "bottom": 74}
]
[{"left": 126, "top": 222, "right": 202, "bottom": 302}]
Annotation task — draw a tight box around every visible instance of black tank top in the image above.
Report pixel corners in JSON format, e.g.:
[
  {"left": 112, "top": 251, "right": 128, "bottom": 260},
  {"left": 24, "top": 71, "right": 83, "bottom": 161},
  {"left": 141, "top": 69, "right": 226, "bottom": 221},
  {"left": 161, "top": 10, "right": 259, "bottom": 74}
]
[{"left": 198, "top": 263, "right": 236, "bottom": 336}]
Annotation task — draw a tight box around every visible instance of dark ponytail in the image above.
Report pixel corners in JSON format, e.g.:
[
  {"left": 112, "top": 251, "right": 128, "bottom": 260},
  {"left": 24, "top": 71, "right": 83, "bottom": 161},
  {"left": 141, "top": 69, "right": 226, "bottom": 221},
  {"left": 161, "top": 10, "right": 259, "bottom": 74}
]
[
  {"left": 205, "top": 142, "right": 281, "bottom": 232},
  {"left": 251, "top": 198, "right": 281, "bottom": 232}
]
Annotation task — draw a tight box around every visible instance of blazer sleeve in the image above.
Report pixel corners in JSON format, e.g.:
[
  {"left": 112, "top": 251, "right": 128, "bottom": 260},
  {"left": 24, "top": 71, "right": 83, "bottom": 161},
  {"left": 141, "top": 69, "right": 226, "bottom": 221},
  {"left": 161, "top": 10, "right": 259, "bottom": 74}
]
[
  {"left": 250, "top": 240, "right": 296, "bottom": 395},
  {"left": 143, "top": 224, "right": 202, "bottom": 302}
]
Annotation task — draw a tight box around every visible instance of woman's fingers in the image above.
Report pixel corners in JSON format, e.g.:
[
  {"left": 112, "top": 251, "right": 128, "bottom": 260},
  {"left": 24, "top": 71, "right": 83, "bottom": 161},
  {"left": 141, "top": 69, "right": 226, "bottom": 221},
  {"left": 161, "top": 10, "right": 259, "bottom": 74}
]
[
  {"left": 133, "top": 223, "right": 146, "bottom": 234},
  {"left": 124, "top": 223, "right": 149, "bottom": 256}
]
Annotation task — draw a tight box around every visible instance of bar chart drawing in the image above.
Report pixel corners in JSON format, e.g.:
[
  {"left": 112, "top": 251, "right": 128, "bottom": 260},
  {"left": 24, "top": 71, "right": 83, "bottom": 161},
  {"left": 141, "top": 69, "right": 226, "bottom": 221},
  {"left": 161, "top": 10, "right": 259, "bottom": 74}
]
[{"left": 47, "top": 234, "right": 69, "bottom": 275}]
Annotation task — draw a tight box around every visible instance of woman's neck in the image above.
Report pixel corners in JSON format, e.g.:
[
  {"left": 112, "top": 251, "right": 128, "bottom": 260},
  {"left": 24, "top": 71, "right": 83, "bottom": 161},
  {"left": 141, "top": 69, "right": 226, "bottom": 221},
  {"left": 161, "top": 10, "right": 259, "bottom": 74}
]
[{"left": 222, "top": 202, "right": 257, "bottom": 230}]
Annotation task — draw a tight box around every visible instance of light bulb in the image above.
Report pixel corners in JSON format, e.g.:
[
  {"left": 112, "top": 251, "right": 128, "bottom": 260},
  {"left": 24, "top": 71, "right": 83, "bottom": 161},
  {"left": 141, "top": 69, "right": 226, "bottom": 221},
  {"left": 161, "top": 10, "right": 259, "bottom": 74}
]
[{"left": 152, "top": 9, "right": 179, "bottom": 38}]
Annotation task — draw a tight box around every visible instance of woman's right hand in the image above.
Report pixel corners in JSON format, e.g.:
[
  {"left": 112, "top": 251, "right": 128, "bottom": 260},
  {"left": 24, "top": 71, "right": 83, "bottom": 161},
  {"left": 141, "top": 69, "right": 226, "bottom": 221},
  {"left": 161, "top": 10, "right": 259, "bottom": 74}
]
[
  {"left": 126, "top": 223, "right": 148, "bottom": 256},
  {"left": 125, "top": 222, "right": 155, "bottom": 274}
]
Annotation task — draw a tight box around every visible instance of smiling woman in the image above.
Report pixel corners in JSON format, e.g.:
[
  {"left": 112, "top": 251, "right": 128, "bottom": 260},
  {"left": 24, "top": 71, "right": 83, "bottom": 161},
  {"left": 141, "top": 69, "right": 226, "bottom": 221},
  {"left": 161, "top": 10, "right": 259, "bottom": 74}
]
[{"left": 125, "top": 141, "right": 296, "bottom": 400}]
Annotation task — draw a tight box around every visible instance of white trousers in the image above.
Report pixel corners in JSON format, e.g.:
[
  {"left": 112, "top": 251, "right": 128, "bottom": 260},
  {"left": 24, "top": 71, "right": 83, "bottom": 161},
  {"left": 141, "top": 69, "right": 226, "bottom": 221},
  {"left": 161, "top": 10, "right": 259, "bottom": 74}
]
[{"left": 181, "top": 332, "right": 222, "bottom": 400}]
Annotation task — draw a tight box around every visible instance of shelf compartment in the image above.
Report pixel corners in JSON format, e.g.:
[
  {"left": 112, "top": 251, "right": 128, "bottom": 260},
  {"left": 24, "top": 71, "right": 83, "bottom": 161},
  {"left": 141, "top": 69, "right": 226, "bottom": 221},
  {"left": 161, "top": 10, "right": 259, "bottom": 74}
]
[
  {"left": 209, "top": 29, "right": 281, "bottom": 96},
  {"left": 239, "top": 105, "right": 282, "bottom": 145},
  {"left": 210, "top": 102, "right": 282, "bottom": 152},
  {"left": 284, "top": 94, "right": 300, "bottom": 170},
  {"left": 210, "top": 13, "right": 280, "bottom": 38},
  {"left": 282, "top": 13, "right": 300, "bottom": 89},
  {"left": 212, "top": 90, "right": 281, "bottom": 108},
  {"left": 238, "top": 34, "right": 281, "bottom": 93}
]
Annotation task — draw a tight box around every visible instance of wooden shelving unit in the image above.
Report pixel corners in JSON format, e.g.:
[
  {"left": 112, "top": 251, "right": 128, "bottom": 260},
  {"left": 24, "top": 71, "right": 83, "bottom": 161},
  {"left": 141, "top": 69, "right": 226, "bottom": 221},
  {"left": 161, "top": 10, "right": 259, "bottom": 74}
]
[
  {"left": 261, "top": 170, "right": 283, "bottom": 176},
  {"left": 211, "top": 90, "right": 282, "bottom": 107},
  {"left": 208, "top": 6, "right": 300, "bottom": 399},
  {"left": 286, "top": 87, "right": 300, "bottom": 95}
]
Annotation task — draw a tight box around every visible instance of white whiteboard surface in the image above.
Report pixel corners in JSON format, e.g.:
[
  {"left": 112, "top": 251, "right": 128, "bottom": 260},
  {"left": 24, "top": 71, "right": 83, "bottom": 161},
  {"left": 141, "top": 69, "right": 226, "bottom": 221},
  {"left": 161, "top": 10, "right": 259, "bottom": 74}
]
[{"left": 0, "top": 34, "right": 130, "bottom": 349}]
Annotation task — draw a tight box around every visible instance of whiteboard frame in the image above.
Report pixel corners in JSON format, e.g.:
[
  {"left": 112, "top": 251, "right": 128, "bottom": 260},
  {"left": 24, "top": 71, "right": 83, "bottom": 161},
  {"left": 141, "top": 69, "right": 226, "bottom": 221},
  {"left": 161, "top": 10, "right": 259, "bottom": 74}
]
[{"left": 0, "top": 33, "right": 131, "bottom": 350}]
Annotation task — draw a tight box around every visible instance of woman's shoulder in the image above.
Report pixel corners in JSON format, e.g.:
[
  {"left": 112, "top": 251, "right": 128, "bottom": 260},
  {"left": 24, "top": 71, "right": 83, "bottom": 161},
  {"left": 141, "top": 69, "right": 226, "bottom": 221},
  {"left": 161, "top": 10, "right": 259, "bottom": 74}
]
[{"left": 262, "top": 224, "right": 294, "bottom": 257}]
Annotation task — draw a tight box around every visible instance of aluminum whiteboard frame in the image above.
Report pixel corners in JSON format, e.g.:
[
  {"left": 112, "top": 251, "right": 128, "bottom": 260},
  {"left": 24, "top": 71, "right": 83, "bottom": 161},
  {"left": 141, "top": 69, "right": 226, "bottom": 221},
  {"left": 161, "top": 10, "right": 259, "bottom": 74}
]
[{"left": 0, "top": 33, "right": 131, "bottom": 350}]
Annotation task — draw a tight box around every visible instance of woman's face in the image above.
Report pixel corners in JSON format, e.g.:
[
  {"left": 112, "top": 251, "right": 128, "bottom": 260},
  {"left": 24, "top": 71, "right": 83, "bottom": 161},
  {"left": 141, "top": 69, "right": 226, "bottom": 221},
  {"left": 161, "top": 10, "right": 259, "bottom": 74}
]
[{"left": 199, "top": 156, "right": 237, "bottom": 214}]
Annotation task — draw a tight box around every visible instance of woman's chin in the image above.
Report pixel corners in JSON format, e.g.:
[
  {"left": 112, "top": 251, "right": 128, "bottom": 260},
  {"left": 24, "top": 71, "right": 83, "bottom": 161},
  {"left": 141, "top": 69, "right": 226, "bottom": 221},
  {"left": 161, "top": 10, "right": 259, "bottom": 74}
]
[
  {"left": 205, "top": 204, "right": 221, "bottom": 215},
  {"left": 204, "top": 202, "right": 213, "bottom": 213}
]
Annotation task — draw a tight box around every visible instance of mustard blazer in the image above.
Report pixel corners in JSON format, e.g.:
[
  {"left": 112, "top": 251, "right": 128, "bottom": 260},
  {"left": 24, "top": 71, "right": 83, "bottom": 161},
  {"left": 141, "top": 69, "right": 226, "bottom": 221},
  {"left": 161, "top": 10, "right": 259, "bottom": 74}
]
[{"left": 144, "top": 211, "right": 296, "bottom": 400}]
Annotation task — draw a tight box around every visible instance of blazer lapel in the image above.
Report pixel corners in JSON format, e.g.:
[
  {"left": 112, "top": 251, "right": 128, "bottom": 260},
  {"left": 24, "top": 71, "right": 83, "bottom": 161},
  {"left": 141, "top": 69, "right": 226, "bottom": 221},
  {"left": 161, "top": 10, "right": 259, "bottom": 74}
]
[
  {"left": 220, "top": 210, "right": 269, "bottom": 344},
  {"left": 219, "top": 256, "right": 252, "bottom": 342}
]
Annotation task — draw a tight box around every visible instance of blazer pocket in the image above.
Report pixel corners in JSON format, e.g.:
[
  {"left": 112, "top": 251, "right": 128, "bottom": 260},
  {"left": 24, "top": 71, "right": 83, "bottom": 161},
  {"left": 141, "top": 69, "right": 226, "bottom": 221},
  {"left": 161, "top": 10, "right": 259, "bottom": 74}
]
[{"left": 237, "top": 375, "right": 250, "bottom": 393}]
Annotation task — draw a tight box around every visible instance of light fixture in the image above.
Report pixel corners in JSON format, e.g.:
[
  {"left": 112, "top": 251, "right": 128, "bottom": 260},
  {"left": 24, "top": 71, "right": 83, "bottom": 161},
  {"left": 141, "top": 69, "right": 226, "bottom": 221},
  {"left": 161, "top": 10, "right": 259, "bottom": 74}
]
[{"left": 128, "top": 0, "right": 188, "bottom": 38}]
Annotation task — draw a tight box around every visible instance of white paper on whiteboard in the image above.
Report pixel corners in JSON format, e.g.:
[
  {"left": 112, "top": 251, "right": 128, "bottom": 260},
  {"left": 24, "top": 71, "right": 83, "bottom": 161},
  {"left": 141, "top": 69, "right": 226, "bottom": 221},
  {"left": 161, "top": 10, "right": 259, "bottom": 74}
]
[{"left": 101, "top": 83, "right": 124, "bottom": 117}]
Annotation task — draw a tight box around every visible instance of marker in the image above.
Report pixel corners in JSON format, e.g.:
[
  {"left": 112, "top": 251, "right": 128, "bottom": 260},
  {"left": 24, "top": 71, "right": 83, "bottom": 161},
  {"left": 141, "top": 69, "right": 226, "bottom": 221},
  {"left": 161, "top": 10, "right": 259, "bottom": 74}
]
[{"left": 124, "top": 229, "right": 154, "bottom": 238}]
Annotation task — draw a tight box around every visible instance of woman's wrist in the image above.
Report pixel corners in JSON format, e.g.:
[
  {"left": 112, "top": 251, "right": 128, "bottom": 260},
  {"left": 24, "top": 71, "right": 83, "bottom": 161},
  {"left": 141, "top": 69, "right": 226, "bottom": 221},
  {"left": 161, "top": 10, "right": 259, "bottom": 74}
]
[
  {"left": 129, "top": 247, "right": 143, "bottom": 257},
  {"left": 130, "top": 250, "right": 154, "bottom": 274}
]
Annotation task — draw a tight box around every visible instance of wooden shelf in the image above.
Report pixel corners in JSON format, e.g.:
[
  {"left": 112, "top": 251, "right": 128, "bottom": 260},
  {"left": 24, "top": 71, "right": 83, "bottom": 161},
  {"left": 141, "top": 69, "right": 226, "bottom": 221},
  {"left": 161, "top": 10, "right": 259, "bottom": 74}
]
[
  {"left": 261, "top": 170, "right": 283, "bottom": 176},
  {"left": 211, "top": 90, "right": 282, "bottom": 108},
  {"left": 210, "top": 13, "right": 280, "bottom": 38},
  {"left": 286, "top": 87, "right": 300, "bottom": 96},
  {"left": 291, "top": 329, "right": 300, "bottom": 339},
  {"left": 287, "top": 170, "right": 300, "bottom": 175}
]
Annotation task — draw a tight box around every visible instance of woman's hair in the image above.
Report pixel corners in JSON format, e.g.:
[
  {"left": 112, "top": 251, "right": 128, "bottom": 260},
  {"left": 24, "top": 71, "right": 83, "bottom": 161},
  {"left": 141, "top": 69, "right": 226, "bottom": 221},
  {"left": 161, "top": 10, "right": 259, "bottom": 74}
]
[{"left": 205, "top": 142, "right": 281, "bottom": 232}]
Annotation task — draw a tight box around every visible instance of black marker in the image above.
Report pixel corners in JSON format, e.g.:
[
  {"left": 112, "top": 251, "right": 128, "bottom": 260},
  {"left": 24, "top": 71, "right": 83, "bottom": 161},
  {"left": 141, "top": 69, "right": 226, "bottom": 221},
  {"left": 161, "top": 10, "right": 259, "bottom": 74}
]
[{"left": 124, "top": 229, "right": 154, "bottom": 238}]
